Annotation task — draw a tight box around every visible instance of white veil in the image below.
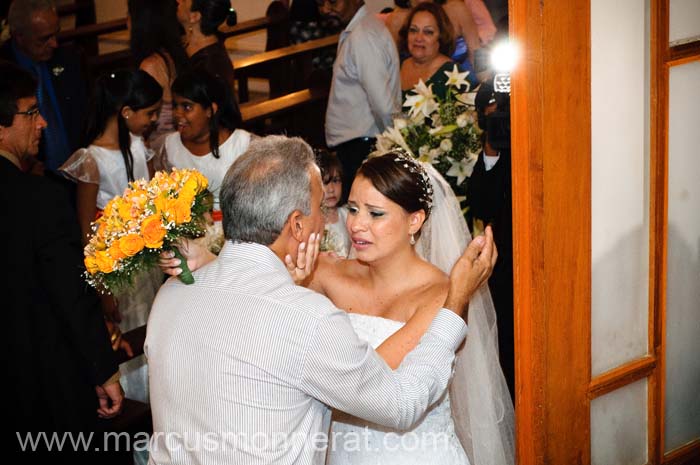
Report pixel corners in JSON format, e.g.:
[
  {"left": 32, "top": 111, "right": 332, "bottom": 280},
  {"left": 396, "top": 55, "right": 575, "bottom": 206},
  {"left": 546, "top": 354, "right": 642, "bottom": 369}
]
[{"left": 415, "top": 163, "right": 515, "bottom": 465}]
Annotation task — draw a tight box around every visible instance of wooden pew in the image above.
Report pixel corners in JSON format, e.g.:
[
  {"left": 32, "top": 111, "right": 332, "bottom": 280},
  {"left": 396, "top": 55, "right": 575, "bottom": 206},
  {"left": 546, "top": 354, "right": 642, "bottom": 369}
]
[
  {"left": 234, "top": 34, "right": 339, "bottom": 103},
  {"left": 58, "top": 0, "right": 289, "bottom": 80}
]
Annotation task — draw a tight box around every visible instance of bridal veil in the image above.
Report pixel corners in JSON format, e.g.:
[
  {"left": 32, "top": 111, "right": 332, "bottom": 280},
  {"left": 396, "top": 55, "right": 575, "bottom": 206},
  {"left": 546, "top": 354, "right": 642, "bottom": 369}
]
[{"left": 415, "top": 163, "right": 515, "bottom": 465}]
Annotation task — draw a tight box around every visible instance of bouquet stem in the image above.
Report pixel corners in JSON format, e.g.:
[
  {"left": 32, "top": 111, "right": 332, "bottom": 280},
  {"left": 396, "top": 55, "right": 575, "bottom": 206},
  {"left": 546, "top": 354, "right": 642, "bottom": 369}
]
[{"left": 171, "top": 247, "right": 195, "bottom": 284}]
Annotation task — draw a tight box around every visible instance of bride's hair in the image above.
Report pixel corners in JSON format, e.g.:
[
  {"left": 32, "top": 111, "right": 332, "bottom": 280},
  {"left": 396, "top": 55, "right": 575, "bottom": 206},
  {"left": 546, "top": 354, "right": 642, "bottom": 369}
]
[{"left": 356, "top": 153, "right": 433, "bottom": 235}]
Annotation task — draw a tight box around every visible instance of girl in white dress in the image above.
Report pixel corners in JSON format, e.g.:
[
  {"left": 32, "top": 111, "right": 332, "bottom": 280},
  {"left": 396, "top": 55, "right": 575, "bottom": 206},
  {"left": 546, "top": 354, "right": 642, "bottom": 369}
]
[
  {"left": 316, "top": 149, "right": 351, "bottom": 258},
  {"left": 155, "top": 71, "right": 251, "bottom": 252},
  {"left": 60, "top": 69, "right": 164, "bottom": 404}
]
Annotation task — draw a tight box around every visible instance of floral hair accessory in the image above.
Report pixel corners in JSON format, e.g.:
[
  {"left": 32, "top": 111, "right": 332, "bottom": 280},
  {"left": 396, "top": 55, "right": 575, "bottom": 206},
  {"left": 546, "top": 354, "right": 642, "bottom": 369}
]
[{"left": 393, "top": 151, "right": 433, "bottom": 214}]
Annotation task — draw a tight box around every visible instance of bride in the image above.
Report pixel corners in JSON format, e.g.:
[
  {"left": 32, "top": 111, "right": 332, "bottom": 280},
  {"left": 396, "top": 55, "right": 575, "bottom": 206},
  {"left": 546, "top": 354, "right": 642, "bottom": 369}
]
[
  {"left": 306, "top": 153, "right": 514, "bottom": 465},
  {"left": 160, "top": 152, "right": 514, "bottom": 464}
]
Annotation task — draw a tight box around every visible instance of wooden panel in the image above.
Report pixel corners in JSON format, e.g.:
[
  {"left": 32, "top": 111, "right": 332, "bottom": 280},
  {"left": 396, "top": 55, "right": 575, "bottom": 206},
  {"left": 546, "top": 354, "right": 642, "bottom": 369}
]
[
  {"left": 663, "top": 439, "right": 700, "bottom": 465},
  {"left": 510, "top": 0, "right": 592, "bottom": 463},
  {"left": 589, "top": 356, "right": 656, "bottom": 399}
]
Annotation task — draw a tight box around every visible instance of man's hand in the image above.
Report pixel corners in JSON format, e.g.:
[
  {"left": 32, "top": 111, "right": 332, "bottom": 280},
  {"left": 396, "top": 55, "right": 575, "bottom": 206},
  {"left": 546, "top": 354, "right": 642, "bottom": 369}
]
[
  {"left": 159, "top": 238, "right": 215, "bottom": 276},
  {"left": 444, "top": 226, "right": 498, "bottom": 317},
  {"left": 285, "top": 232, "right": 320, "bottom": 284},
  {"left": 96, "top": 381, "right": 124, "bottom": 419}
]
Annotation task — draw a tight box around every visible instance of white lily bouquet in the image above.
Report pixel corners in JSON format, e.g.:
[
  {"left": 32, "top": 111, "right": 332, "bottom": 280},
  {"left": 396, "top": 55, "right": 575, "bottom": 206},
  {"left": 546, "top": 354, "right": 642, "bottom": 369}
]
[{"left": 374, "top": 65, "right": 482, "bottom": 213}]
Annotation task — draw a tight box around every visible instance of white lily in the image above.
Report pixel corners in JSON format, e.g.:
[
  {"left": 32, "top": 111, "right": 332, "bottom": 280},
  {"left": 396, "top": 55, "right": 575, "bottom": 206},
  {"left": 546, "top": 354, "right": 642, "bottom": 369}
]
[
  {"left": 418, "top": 146, "right": 440, "bottom": 165},
  {"left": 403, "top": 79, "right": 439, "bottom": 119},
  {"left": 383, "top": 126, "right": 414, "bottom": 156},
  {"left": 456, "top": 91, "right": 477, "bottom": 107},
  {"left": 446, "top": 154, "right": 478, "bottom": 185},
  {"left": 444, "top": 64, "right": 470, "bottom": 90},
  {"left": 394, "top": 118, "right": 408, "bottom": 130}
]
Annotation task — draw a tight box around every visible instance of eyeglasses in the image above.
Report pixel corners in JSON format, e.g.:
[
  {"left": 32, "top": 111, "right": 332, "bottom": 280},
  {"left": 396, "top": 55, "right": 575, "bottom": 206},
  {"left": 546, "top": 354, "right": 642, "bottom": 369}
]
[{"left": 16, "top": 107, "right": 41, "bottom": 118}]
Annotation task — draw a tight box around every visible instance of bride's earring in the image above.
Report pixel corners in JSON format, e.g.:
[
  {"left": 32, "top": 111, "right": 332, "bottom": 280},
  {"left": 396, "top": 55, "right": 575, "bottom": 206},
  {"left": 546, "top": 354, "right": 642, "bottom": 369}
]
[{"left": 410, "top": 233, "right": 416, "bottom": 245}]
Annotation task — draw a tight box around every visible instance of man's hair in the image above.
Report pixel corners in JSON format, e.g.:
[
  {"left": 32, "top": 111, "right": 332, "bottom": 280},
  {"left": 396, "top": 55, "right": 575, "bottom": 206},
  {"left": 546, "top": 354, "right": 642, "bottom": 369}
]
[
  {"left": 8, "top": 0, "right": 56, "bottom": 36},
  {"left": 220, "top": 136, "right": 316, "bottom": 245},
  {"left": 0, "top": 61, "right": 38, "bottom": 126}
]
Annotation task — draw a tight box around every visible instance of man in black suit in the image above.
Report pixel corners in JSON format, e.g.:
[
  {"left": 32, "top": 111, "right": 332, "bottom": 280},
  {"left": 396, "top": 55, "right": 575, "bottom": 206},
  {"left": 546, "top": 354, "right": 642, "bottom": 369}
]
[
  {"left": 1, "top": 0, "right": 87, "bottom": 173},
  {"left": 0, "top": 61, "right": 123, "bottom": 455}
]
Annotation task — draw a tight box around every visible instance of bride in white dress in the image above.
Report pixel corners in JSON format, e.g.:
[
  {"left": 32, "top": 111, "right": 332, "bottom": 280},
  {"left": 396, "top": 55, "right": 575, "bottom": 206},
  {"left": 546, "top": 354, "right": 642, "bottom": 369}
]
[
  {"left": 304, "top": 153, "right": 515, "bottom": 465},
  {"left": 159, "top": 152, "right": 514, "bottom": 464}
]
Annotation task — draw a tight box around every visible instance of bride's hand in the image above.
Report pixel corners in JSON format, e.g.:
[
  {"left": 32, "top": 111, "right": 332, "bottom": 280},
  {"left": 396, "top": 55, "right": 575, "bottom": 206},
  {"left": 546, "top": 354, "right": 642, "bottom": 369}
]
[
  {"left": 158, "top": 238, "right": 216, "bottom": 276},
  {"left": 285, "top": 232, "right": 320, "bottom": 285},
  {"left": 444, "top": 226, "right": 498, "bottom": 317}
]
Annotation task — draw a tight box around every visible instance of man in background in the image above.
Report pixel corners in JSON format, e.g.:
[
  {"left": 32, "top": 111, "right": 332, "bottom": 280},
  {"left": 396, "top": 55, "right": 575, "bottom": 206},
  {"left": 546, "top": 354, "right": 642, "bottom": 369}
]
[
  {"left": 321, "top": 0, "right": 400, "bottom": 200},
  {"left": 1, "top": 61, "right": 123, "bottom": 459},
  {"left": 1, "top": 0, "right": 87, "bottom": 173}
]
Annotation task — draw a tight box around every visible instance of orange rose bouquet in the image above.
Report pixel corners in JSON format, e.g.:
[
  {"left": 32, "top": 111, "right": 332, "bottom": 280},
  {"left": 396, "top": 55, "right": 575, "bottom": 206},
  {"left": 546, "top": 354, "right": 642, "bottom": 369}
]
[{"left": 84, "top": 168, "right": 210, "bottom": 292}]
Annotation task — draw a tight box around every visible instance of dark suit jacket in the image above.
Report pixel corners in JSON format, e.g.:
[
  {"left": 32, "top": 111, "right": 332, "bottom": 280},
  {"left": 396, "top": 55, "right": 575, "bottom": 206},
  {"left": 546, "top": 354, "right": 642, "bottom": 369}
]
[
  {"left": 0, "top": 157, "right": 118, "bottom": 440},
  {"left": 0, "top": 41, "right": 88, "bottom": 164}
]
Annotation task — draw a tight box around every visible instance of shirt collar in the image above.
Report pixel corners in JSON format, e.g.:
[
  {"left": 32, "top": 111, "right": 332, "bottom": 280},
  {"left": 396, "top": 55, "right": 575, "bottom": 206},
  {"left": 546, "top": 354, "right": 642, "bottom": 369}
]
[
  {"left": 218, "top": 240, "right": 293, "bottom": 282},
  {"left": 344, "top": 5, "right": 367, "bottom": 34},
  {"left": 11, "top": 41, "right": 42, "bottom": 72},
  {"left": 0, "top": 148, "right": 22, "bottom": 169}
]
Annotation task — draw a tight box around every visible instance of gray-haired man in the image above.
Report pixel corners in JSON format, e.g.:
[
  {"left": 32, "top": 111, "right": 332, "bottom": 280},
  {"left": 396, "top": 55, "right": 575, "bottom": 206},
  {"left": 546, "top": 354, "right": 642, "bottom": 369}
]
[{"left": 146, "top": 135, "right": 494, "bottom": 464}]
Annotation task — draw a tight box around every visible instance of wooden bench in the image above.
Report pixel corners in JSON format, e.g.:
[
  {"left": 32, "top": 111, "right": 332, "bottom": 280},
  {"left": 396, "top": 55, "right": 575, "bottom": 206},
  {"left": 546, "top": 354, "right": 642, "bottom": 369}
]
[
  {"left": 58, "top": 1, "right": 290, "bottom": 80},
  {"left": 234, "top": 34, "right": 339, "bottom": 103}
]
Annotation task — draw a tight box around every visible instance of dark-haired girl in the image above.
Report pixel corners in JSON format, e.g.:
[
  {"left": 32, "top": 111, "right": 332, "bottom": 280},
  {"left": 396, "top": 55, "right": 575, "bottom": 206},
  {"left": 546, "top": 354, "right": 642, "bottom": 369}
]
[
  {"left": 59, "top": 69, "right": 164, "bottom": 405},
  {"left": 157, "top": 71, "right": 250, "bottom": 241},
  {"left": 176, "top": 0, "right": 238, "bottom": 92},
  {"left": 60, "top": 69, "right": 162, "bottom": 244},
  {"left": 128, "top": 0, "right": 190, "bottom": 142}
]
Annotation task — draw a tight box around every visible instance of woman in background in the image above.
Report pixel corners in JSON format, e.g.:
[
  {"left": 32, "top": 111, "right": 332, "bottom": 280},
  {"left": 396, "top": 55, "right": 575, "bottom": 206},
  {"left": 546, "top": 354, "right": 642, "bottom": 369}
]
[
  {"left": 399, "top": 2, "right": 455, "bottom": 99},
  {"left": 176, "top": 0, "right": 238, "bottom": 93},
  {"left": 128, "top": 0, "right": 190, "bottom": 144}
]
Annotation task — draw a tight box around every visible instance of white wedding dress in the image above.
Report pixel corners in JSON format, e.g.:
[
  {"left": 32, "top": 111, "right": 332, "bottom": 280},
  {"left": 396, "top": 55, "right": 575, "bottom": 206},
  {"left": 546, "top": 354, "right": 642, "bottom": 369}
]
[
  {"left": 327, "top": 161, "right": 515, "bottom": 465},
  {"left": 328, "top": 313, "right": 470, "bottom": 465}
]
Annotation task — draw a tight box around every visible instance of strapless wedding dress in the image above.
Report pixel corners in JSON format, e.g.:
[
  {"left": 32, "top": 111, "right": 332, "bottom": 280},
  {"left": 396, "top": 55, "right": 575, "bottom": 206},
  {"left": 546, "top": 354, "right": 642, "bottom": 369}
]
[{"left": 327, "top": 313, "right": 470, "bottom": 465}]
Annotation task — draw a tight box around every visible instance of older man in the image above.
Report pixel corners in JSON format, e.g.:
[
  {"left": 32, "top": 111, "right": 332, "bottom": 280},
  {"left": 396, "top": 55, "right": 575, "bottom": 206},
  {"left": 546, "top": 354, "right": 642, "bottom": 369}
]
[
  {"left": 0, "top": 61, "right": 122, "bottom": 452},
  {"left": 1, "top": 0, "right": 87, "bottom": 172},
  {"left": 321, "top": 0, "right": 401, "bottom": 200},
  {"left": 146, "top": 135, "right": 495, "bottom": 464}
]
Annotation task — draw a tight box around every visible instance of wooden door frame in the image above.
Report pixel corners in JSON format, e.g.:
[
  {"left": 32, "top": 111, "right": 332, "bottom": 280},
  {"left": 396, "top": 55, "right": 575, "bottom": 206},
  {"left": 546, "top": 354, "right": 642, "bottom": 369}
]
[
  {"left": 510, "top": 0, "right": 592, "bottom": 463},
  {"left": 510, "top": 0, "right": 700, "bottom": 463}
]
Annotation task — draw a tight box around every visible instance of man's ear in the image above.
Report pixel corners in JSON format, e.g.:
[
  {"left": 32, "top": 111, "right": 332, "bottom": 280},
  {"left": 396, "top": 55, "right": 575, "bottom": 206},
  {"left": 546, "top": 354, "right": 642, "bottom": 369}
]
[{"left": 288, "top": 210, "right": 305, "bottom": 242}]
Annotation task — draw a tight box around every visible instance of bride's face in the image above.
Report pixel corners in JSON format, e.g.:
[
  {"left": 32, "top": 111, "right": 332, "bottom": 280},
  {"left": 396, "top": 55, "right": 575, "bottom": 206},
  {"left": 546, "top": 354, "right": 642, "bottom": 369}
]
[{"left": 346, "top": 176, "right": 418, "bottom": 261}]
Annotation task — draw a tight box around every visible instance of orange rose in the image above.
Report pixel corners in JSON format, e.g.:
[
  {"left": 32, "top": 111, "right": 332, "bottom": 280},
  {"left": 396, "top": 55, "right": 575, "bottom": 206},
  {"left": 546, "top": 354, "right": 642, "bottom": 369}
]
[
  {"left": 95, "top": 250, "right": 115, "bottom": 273},
  {"left": 108, "top": 242, "right": 127, "bottom": 261},
  {"left": 118, "top": 234, "right": 144, "bottom": 257},
  {"left": 141, "top": 215, "right": 167, "bottom": 249},
  {"left": 84, "top": 255, "right": 99, "bottom": 275},
  {"left": 172, "top": 197, "right": 192, "bottom": 224}
]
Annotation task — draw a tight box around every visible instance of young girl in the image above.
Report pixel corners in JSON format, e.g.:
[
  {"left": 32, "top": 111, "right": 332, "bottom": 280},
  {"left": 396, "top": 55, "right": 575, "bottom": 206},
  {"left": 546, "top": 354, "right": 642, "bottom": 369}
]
[
  {"left": 59, "top": 69, "right": 164, "bottom": 404},
  {"left": 156, "top": 70, "right": 251, "bottom": 252},
  {"left": 316, "top": 149, "right": 351, "bottom": 258}
]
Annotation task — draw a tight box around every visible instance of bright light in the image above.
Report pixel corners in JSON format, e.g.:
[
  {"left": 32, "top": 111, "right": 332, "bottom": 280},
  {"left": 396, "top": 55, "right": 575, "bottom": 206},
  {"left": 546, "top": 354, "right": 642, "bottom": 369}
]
[{"left": 491, "top": 41, "right": 517, "bottom": 73}]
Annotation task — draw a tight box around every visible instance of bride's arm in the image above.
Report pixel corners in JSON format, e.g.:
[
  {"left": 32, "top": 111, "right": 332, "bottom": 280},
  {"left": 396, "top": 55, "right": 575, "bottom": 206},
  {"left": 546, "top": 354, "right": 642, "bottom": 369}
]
[{"left": 375, "top": 286, "right": 449, "bottom": 369}]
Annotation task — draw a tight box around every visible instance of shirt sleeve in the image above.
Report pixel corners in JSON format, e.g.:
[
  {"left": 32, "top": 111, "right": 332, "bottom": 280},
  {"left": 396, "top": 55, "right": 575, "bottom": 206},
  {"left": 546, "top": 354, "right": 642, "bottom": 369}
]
[
  {"left": 298, "top": 308, "right": 467, "bottom": 431},
  {"left": 351, "top": 30, "right": 401, "bottom": 133},
  {"left": 59, "top": 148, "right": 100, "bottom": 185}
]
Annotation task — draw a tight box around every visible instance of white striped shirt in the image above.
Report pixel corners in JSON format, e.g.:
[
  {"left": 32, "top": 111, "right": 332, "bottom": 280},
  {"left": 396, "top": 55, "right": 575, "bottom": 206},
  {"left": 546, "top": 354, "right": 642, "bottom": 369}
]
[{"left": 146, "top": 241, "right": 467, "bottom": 464}]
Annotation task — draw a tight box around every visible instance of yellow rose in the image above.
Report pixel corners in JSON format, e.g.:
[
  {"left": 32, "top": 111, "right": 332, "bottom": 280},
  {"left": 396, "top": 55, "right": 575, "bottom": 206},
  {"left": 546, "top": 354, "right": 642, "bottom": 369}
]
[
  {"left": 154, "top": 194, "right": 172, "bottom": 217},
  {"left": 117, "top": 198, "right": 134, "bottom": 222},
  {"left": 180, "top": 177, "right": 198, "bottom": 201},
  {"left": 84, "top": 255, "right": 99, "bottom": 275},
  {"left": 193, "top": 171, "right": 208, "bottom": 192},
  {"left": 141, "top": 215, "right": 167, "bottom": 249},
  {"left": 118, "top": 234, "right": 144, "bottom": 257},
  {"left": 172, "top": 197, "right": 192, "bottom": 224},
  {"left": 95, "top": 250, "right": 115, "bottom": 273}
]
